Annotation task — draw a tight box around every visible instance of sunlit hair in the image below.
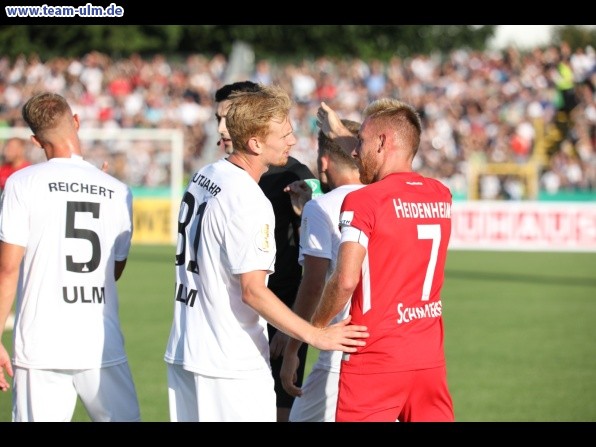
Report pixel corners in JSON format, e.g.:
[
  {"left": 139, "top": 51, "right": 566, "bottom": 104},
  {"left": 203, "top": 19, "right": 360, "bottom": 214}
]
[
  {"left": 362, "top": 98, "right": 422, "bottom": 156},
  {"left": 22, "top": 92, "right": 72, "bottom": 136},
  {"left": 318, "top": 119, "right": 360, "bottom": 169},
  {"left": 226, "top": 84, "right": 292, "bottom": 152}
]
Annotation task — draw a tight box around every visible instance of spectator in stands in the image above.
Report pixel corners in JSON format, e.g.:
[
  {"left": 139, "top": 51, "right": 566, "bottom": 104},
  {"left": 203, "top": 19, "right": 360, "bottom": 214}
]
[
  {"left": 0, "top": 43, "right": 593, "bottom": 196},
  {"left": 0, "top": 138, "right": 31, "bottom": 192}
]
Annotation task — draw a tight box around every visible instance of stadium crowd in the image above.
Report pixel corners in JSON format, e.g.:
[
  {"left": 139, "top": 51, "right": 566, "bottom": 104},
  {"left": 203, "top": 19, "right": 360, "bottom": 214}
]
[{"left": 0, "top": 42, "right": 594, "bottom": 199}]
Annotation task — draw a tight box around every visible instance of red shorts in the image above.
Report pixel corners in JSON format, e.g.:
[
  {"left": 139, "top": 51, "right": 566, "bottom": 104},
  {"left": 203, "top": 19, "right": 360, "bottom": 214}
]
[{"left": 335, "top": 366, "right": 455, "bottom": 422}]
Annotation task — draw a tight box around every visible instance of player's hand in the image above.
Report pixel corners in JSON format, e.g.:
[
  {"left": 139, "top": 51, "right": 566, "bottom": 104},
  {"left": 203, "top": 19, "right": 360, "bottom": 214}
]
[
  {"left": 316, "top": 102, "right": 358, "bottom": 156},
  {"left": 311, "top": 314, "right": 368, "bottom": 352},
  {"left": 0, "top": 343, "right": 13, "bottom": 392},
  {"left": 269, "top": 330, "right": 288, "bottom": 359},
  {"left": 284, "top": 180, "right": 312, "bottom": 216},
  {"left": 280, "top": 350, "right": 302, "bottom": 397},
  {"left": 101, "top": 161, "right": 109, "bottom": 173},
  {"left": 317, "top": 101, "right": 344, "bottom": 139}
]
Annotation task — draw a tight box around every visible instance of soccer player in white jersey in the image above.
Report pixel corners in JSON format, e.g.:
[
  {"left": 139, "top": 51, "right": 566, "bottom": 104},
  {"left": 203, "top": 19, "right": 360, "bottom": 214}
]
[
  {"left": 164, "top": 84, "right": 369, "bottom": 422},
  {"left": 0, "top": 92, "right": 140, "bottom": 422},
  {"left": 215, "top": 81, "right": 314, "bottom": 422},
  {"left": 280, "top": 119, "right": 363, "bottom": 422}
]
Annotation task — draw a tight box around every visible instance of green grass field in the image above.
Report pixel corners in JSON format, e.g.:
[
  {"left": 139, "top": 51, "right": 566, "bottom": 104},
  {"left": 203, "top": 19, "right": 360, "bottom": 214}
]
[{"left": 1, "top": 245, "right": 595, "bottom": 422}]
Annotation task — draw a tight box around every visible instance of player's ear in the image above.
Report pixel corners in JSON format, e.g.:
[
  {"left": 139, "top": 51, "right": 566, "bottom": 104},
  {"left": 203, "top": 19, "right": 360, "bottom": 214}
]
[
  {"left": 320, "top": 154, "right": 330, "bottom": 172},
  {"left": 247, "top": 136, "right": 263, "bottom": 155},
  {"left": 73, "top": 113, "right": 81, "bottom": 130},
  {"left": 29, "top": 135, "right": 43, "bottom": 149}
]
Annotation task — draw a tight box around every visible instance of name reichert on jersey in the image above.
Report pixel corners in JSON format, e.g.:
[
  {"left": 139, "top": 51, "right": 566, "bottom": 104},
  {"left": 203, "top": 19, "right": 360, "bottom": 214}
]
[{"left": 48, "top": 181, "right": 115, "bottom": 198}]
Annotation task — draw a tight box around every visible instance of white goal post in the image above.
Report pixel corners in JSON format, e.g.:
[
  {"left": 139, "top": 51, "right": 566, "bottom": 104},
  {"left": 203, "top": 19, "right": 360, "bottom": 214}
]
[{"left": 0, "top": 127, "right": 184, "bottom": 244}]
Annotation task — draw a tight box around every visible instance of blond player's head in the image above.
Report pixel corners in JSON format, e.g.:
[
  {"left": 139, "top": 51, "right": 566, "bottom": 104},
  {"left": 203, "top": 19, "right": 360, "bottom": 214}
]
[{"left": 226, "top": 84, "right": 296, "bottom": 168}]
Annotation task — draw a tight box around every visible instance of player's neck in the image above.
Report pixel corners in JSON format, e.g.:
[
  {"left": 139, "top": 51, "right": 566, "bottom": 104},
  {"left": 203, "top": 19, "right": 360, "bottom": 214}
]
[
  {"left": 225, "top": 157, "right": 246, "bottom": 172},
  {"left": 226, "top": 153, "right": 267, "bottom": 183}
]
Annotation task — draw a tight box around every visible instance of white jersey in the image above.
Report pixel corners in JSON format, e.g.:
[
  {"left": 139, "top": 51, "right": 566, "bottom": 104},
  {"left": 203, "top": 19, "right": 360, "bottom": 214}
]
[
  {"left": 0, "top": 155, "right": 133, "bottom": 369},
  {"left": 164, "top": 158, "right": 276, "bottom": 378},
  {"left": 298, "top": 184, "right": 364, "bottom": 372}
]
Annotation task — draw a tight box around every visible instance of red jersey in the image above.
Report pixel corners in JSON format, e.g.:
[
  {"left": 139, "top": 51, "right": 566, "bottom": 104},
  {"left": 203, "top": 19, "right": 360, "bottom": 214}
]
[
  {"left": 0, "top": 161, "right": 31, "bottom": 190},
  {"left": 338, "top": 171, "right": 452, "bottom": 373}
]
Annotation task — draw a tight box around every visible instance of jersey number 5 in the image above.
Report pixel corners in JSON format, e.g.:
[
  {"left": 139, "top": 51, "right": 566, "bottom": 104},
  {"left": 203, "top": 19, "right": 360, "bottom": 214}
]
[{"left": 65, "top": 201, "right": 101, "bottom": 273}]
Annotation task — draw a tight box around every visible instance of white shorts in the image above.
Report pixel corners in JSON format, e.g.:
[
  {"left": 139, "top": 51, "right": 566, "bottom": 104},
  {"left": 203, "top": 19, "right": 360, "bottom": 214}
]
[
  {"left": 167, "top": 363, "right": 276, "bottom": 422},
  {"left": 289, "top": 366, "right": 340, "bottom": 422},
  {"left": 12, "top": 362, "right": 140, "bottom": 422}
]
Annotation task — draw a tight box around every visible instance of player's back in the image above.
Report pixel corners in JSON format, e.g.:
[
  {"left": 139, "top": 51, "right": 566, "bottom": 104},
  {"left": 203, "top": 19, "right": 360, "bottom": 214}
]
[
  {"left": 0, "top": 156, "right": 132, "bottom": 369},
  {"left": 339, "top": 171, "right": 452, "bottom": 373}
]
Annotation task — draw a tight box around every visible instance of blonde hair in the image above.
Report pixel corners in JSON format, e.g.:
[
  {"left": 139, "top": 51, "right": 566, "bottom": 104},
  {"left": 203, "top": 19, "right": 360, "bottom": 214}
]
[
  {"left": 363, "top": 98, "right": 422, "bottom": 156},
  {"left": 22, "top": 92, "right": 72, "bottom": 136},
  {"left": 226, "top": 84, "right": 292, "bottom": 152}
]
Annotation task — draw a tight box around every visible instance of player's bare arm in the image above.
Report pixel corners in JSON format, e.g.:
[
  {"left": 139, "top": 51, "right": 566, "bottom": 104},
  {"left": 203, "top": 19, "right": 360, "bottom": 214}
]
[
  {"left": 239, "top": 269, "right": 368, "bottom": 352},
  {"left": 312, "top": 241, "right": 365, "bottom": 327},
  {"left": 0, "top": 242, "right": 25, "bottom": 391},
  {"left": 280, "top": 254, "right": 330, "bottom": 396},
  {"left": 269, "top": 330, "right": 288, "bottom": 360},
  {"left": 317, "top": 102, "right": 358, "bottom": 155}
]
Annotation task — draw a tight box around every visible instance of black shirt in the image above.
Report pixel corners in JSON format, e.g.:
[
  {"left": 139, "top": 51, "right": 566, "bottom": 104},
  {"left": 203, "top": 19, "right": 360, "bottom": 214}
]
[{"left": 258, "top": 156, "right": 314, "bottom": 306}]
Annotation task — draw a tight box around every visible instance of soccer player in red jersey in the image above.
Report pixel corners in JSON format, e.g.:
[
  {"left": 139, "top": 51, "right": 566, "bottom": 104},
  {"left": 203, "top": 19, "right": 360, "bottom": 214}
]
[{"left": 312, "top": 99, "right": 455, "bottom": 422}]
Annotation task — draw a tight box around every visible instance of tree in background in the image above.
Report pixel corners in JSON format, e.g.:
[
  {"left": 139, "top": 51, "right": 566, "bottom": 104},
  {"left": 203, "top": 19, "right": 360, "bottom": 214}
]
[
  {"left": 1, "top": 25, "right": 593, "bottom": 65},
  {"left": 0, "top": 25, "right": 497, "bottom": 60}
]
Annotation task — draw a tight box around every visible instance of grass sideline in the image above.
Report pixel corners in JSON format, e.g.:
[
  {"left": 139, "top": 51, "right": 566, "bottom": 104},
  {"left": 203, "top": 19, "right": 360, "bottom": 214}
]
[{"left": 1, "top": 245, "right": 595, "bottom": 422}]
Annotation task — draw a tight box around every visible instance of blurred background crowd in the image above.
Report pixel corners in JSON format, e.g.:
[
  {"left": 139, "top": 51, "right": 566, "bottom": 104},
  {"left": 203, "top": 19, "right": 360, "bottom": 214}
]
[{"left": 0, "top": 40, "right": 594, "bottom": 200}]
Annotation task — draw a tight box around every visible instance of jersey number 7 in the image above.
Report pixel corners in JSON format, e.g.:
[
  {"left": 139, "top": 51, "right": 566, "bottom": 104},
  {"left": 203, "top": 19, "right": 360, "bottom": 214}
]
[{"left": 417, "top": 224, "right": 441, "bottom": 301}]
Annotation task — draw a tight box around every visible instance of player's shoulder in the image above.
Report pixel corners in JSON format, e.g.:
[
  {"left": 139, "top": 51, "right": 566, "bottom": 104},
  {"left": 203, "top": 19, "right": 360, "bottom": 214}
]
[
  {"left": 317, "top": 184, "right": 359, "bottom": 205},
  {"left": 303, "top": 193, "right": 325, "bottom": 216},
  {"left": 2, "top": 161, "right": 45, "bottom": 188},
  {"left": 9, "top": 160, "right": 42, "bottom": 177},
  {"left": 344, "top": 181, "right": 377, "bottom": 199},
  {"left": 212, "top": 170, "right": 271, "bottom": 213},
  {"left": 422, "top": 176, "right": 452, "bottom": 198},
  {"left": 337, "top": 185, "right": 376, "bottom": 215},
  {"left": 421, "top": 174, "right": 447, "bottom": 187},
  {"left": 93, "top": 166, "right": 130, "bottom": 191},
  {"left": 193, "top": 158, "right": 249, "bottom": 191},
  {"left": 391, "top": 171, "right": 452, "bottom": 199}
]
